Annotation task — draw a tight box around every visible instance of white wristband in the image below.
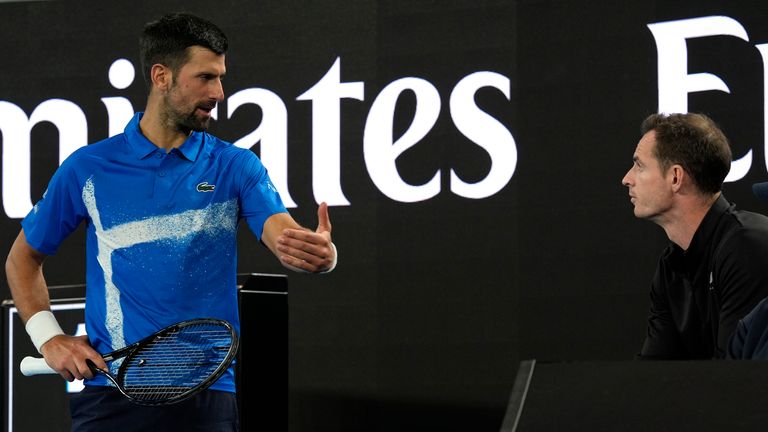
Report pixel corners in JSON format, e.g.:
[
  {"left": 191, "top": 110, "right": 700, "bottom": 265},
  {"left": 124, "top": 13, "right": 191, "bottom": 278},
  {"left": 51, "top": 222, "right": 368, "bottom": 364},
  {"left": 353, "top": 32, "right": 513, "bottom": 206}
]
[
  {"left": 25, "top": 310, "right": 64, "bottom": 353},
  {"left": 321, "top": 243, "right": 338, "bottom": 274}
]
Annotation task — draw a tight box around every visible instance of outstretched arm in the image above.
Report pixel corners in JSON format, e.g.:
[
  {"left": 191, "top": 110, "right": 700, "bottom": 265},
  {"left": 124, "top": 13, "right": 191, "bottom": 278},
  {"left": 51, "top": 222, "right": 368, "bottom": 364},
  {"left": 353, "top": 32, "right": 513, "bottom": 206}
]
[
  {"left": 5, "top": 230, "right": 108, "bottom": 381},
  {"left": 261, "top": 202, "right": 337, "bottom": 273}
]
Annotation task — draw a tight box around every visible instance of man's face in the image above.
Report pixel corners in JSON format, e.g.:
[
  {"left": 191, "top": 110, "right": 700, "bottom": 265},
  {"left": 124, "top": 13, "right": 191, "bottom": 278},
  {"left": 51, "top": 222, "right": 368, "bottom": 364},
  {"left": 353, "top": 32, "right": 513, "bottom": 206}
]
[
  {"left": 162, "top": 46, "right": 226, "bottom": 133},
  {"left": 621, "top": 130, "right": 674, "bottom": 221}
]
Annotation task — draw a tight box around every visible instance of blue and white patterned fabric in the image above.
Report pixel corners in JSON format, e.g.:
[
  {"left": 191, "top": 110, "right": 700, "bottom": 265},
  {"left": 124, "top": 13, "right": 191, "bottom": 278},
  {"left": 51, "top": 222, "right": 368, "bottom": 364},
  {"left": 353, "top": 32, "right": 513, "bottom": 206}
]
[{"left": 22, "top": 112, "right": 287, "bottom": 392}]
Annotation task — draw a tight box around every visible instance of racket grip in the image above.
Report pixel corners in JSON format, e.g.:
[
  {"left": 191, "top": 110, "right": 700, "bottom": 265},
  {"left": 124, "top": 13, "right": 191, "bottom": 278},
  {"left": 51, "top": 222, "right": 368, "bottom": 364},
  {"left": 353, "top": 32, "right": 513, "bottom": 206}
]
[{"left": 20, "top": 356, "right": 56, "bottom": 376}]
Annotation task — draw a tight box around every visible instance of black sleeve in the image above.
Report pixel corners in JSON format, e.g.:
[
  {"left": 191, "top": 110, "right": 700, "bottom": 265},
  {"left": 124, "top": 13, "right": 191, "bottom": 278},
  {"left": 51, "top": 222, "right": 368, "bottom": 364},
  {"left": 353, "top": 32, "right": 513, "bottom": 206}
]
[
  {"left": 638, "top": 263, "right": 686, "bottom": 360},
  {"left": 714, "top": 228, "right": 768, "bottom": 355}
]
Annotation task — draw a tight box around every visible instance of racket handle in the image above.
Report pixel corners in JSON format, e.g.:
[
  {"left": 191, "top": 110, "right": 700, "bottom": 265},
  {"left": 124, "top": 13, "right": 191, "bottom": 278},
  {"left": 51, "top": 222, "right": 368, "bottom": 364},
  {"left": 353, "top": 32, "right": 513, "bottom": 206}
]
[{"left": 20, "top": 356, "right": 56, "bottom": 376}]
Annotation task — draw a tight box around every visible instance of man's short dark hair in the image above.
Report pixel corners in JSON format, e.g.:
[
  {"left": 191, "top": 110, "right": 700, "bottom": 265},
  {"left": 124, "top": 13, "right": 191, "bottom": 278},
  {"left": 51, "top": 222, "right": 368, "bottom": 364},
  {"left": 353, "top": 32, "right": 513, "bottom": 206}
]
[
  {"left": 641, "top": 113, "right": 732, "bottom": 195},
  {"left": 139, "top": 12, "right": 228, "bottom": 88}
]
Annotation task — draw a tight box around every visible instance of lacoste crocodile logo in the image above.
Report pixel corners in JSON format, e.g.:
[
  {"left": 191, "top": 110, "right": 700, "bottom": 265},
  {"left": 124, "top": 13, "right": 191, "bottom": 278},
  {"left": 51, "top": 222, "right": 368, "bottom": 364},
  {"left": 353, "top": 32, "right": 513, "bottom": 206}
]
[{"left": 196, "top": 182, "right": 215, "bottom": 192}]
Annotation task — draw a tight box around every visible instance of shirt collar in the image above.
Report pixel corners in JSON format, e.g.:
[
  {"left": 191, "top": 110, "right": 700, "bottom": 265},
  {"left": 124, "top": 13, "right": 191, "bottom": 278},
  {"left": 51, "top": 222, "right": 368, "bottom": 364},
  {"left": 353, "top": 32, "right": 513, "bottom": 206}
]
[
  {"left": 124, "top": 112, "right": 205, "bottom": 161},
  {"left": 683, "top": 194, "right": 731, "bottom": 266}
]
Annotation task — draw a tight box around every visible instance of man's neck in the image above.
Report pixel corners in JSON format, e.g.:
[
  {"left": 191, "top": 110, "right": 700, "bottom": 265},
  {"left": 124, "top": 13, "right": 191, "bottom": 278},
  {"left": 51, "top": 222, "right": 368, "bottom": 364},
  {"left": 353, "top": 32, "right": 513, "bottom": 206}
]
[
  {"left": 661, "top": 192, "right": 720, "bottom": 251},
  {"left": 139, "top": 102, "right": 188, "bottom": 151}
]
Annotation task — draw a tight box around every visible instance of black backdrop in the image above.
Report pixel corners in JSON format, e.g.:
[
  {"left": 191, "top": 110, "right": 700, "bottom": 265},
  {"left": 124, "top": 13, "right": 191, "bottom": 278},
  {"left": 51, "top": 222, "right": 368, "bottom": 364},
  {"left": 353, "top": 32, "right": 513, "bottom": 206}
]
[{"left": 1, "top": 0, "right": 767, "bottom": 430}]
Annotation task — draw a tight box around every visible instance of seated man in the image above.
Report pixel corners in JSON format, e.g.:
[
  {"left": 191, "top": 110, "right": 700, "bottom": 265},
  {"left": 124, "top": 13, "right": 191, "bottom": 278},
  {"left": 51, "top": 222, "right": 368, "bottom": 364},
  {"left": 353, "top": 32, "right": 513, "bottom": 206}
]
[{"left": 622, "top": 113, "right": 768, "bottom": 359}]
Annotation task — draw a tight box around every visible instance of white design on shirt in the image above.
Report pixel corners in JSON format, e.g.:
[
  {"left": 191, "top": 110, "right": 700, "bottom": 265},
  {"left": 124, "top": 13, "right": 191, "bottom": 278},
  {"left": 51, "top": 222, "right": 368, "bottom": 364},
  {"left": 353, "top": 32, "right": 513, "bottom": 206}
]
[{"left": 81, "top": 177, "right": 237, "bottom": 358}]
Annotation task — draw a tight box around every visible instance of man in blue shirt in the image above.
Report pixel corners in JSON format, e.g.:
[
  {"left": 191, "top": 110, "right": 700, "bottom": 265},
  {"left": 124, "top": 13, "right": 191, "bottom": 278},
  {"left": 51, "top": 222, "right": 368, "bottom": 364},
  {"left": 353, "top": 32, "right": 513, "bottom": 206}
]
[
  {"left": 726, "top": 182, "right": 768, "bottom": 360},
  {"left": 5, "top": 12, "right": 337, "bottom": 431}
]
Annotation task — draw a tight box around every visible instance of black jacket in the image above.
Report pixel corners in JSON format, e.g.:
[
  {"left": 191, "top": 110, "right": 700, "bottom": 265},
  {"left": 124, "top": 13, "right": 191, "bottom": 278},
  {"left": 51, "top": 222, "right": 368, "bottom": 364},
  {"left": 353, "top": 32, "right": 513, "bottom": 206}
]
[{"left": 639, "top": 195, "right": 768, "bottom": 359}]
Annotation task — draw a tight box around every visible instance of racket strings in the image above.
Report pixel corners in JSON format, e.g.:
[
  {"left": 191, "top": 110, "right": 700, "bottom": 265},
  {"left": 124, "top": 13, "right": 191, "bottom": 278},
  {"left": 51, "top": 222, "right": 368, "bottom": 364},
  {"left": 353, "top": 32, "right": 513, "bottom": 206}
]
[{"left": 119, "top": 324, "right": 234, "bottom": 402}]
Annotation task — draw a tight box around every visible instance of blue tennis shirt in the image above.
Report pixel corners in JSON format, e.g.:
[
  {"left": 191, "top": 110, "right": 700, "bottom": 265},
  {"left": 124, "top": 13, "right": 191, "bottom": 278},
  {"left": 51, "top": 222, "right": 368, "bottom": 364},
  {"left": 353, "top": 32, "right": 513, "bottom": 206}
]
[{"left": 22, "top": 112, "right": 287, "bottom": 392}]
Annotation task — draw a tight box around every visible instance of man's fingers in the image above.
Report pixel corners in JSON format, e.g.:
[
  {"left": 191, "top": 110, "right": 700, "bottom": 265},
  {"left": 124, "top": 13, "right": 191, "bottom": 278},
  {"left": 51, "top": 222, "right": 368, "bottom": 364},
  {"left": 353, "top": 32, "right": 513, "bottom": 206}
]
[
  {"left": 45, "top": 334, "right": 104, "bottom": 381},
  {"left": 281, "top": 228, "right": 327, "bottom": 244},
  {"left": 277, "top": 233, "right": 334, "bottom": 269},
  {"left": 89, "top": 355, "right": 108, "bottom": 372},
  {"left": 79, "top": 359, "right": 98, "bottom": 380},
  {"left": 61, "top": 355, "right": 103, "bottom": 381},
  {"left": 277, "top": 241, "right": 335, "bottom": 274},
  {"left": 279, "top": 231, "right": 331, "bottom": 253},
  {"left": 55, "top": 359, "right": 85, "bottom": 381},
  {"left": 60, "top": 370, "right": 75, "bottom": 382},
  {"left": 277, "top": 238, "right": 325, "bottom": 260},
  {"left": 74, "top": 334, "right": 106, "bottom": 376},
  {"left": 279, "top": 255, "right": 312, "bottom": 273},
  {"left": 274, "top": 209, "right": 334, "bottom": 273},
  {"left": 316, "top": 202, "right": 332, "bottom": 234}
]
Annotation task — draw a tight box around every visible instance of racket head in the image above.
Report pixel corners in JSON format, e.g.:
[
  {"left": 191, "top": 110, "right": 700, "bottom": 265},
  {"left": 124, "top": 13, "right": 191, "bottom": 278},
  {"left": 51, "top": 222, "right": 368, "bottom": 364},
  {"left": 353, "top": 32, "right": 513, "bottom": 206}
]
[{"left": 113, "top": 318, "right": 239, "bottom": 406}]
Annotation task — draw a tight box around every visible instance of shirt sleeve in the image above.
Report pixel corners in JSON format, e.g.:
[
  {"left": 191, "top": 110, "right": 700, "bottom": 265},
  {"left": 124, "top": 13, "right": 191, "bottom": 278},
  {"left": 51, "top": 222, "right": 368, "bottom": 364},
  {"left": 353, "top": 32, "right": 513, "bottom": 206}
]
[
  {"left": 726, "top": 319, "right": 748, "bottom": 359},
  {"left": 236, "top": 150, "right": 287, "bottom": 240},
  {"left": 638, "top": 261, "right": 687, "bottom": 359},
  {"left": 726, "top": 297, "right": 768, "bottom": 359},
  {"left": 21, "top": 156, "right": 88, "bottom": 255}
]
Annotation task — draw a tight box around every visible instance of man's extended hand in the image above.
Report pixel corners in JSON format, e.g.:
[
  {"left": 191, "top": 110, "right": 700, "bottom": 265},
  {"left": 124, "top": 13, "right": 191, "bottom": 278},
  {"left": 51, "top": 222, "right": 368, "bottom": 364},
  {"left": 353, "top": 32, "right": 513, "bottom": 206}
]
[{"left": 276, "top": 202, "right": 336, "bottom": 273}]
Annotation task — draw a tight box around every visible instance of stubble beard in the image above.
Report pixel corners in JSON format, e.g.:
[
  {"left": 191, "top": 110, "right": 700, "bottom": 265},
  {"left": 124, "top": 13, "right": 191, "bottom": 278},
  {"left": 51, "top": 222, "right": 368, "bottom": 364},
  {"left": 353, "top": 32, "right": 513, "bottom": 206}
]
[{"left": 163, "top": 91, "right": 212, "bottom": 134}]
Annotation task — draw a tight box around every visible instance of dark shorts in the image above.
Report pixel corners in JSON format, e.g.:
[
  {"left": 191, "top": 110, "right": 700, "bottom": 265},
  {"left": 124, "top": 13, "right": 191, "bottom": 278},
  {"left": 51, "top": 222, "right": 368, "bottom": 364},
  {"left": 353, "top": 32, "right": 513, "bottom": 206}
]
[{"left": 69, "top": 385, "right": 239, "bottom": 432}]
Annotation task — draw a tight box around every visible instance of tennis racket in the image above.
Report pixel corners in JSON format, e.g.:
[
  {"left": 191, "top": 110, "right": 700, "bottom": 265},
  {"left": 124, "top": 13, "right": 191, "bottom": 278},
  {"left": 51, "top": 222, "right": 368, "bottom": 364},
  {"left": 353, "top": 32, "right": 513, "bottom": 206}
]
[{"left": 20, "top": 318, "right": 239, "bottom": 406}]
